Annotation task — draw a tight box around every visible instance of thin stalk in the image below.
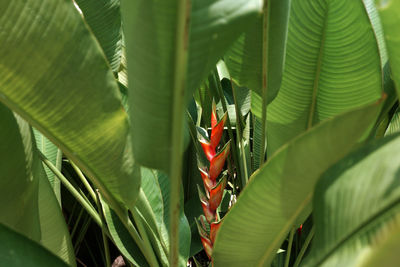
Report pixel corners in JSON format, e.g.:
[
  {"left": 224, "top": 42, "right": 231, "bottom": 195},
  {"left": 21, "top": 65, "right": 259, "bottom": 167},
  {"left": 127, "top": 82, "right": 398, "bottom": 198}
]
[
  {"left": 71, "top": 207, "right": 85, "bottom": 239},
  {"left": 213, "top": 72, "right": 242, "bottom": 191},
  {"left": 293, "top": 226, "right": 315, "bottom": 267},
  {"left": 71, "top": 161, "right": 97, "bottom": 202},
  {"left": 41, "top": 151, "right": 154, "bottom": 265},
  {"left": 259, "top": 0, "right": 269, "bottom": 166},
  {"left": 131, "top": 208, "right": 160, "bottom": 266},
  {"left": 284, "top": 227, "right": 296, "bottom": 267},
  {"left": 95, "top": 190, "right": 111, "bottom": 267},
  {"left": 229, "top": 78, "right": 249, "bottom": 186},
  {"left": 38, "top": 151, "right": 102, "bottom": 227},
  {"left": 104, "top": 189, "right": 159, "bottom": 267},
  {"left": 74, "top": 215, "right": 92, "bottom": 253},
  {"left": 169, "top": 0, "right": 190, "bottom": 265}
]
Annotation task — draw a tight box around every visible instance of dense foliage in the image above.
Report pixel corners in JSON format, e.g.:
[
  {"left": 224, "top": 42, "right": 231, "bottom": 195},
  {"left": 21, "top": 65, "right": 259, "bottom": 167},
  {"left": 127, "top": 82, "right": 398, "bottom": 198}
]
[{"left": 1, "top": 0, "right": 400, "bottom": 266}]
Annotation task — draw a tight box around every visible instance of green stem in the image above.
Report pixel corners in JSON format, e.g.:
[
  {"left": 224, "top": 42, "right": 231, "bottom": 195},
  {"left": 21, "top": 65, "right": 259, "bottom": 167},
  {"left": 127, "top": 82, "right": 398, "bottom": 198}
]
[
  {"left": 131, "top": 208, "right": 160, "bottom": 266},
  {"left": 105, "top": 191, "right": 159, "bottom": 267},
  {"left": 284, "top": 227, "right": 296, "bottom": 267},
  {"left": 71, "top": 161, "right": 97, "bottom": 202},
  {"left": 70, "top": 207, "right": 84, "bottom": 240},
  {"left": 38, "top": 151, "right": 102, "bottom": 227},
  {"left": 293, "top": 226, "right": 315, "bottom": 267},
  {"left": 213, "top": 72, "right": 242, "bottom": 191},
  {"left": 95, "top": 190, "right": 111, "bottom": 267},
  {"left": 229, "top": 78, "right": 249, "bottom": 187},
  {"left": 259, "top": 0, "right": 269, "bottom": 166},
  {"left": 169, "top": 0, "right": 190, "bottom": 265},
  {"left": 41, "top": 151, "right": 158, "bottom": 266}
]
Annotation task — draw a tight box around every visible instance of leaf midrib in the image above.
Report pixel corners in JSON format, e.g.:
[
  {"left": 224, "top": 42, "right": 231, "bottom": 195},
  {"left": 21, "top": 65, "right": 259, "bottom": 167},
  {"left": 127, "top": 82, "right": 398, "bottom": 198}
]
[
  {"left": 307, "top": 9, "right": 328, "bottom": 130},
  {"left": 312, "top": 197, "right": 400, "bottom": 266}
]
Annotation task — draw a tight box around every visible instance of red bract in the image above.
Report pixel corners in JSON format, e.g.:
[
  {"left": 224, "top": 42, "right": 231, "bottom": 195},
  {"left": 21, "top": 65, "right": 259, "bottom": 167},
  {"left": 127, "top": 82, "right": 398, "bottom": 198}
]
[
  {"left": 196, "top": 217, "right": 213, "bottom": 259},
  {"left": 197, "top": 185, "right": 215, "bottom": 223},
  {"left": 199, "top": 167, "right": 216, "bottom": 192},
  {"left": 199, "top": 139, "right": 215, "bottom": 161},
  {"left": 209, "top": 141, "right": 230, "bottom": 180},
  {"left": 210, "top": 221, "right": 222, "bottom": 244},
  {"left": 210, "top": 112, "right": 227, "bottom": 150},
  {"left": 209, "top": 175, "right": 227, "bottom": 211}
]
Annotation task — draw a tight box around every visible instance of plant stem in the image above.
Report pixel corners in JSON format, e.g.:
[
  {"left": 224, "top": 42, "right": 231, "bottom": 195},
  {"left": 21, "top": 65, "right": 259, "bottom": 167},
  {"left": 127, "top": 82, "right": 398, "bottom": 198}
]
[
  {"left": 95, "top": 190, "right": 111, "bottom": 267},
  {"left": 229, "top": 78, "right": 249, "bottom": 187},
  {"left": 71, "top": 161, "right": 97, "bottom": 202},
  {"left": 259, "top": 0, "right": 269, "bottom": 167},
  {"left": 169, "top": 0, "right": 190, "bottom": 265},
  {"left": 38, "top": 151, "right": 102, "bottom": 227},
  {"left": 41, "top": 151, "right": 158, "bottom": 266},
  {"left": 284, "top": 227, "right": 296, "bottom": 267},
  {"left": 293, "top": 226, "right": 315, "bottom": 267},
  {"left": 213, "top": 72, "right": 243, "bottom": 190}
]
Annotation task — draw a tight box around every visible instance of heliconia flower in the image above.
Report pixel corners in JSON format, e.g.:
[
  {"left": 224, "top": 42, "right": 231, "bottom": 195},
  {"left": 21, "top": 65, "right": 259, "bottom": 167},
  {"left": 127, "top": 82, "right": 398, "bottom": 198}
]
[
  {"left": 209, "top": 141, "right": 231, "bottom": 180},
  {"left": 210, "top": 220, "right": 222, "bottom": 244},
  {"left": 199, "top": 167, "right": 216, "bottom": 193},
  {"left": 209, "top": 174, "right": 227, "bottom": 211},
  {"left": 196, "top": 217, "right": 213, "bottom": 259},
  {"left": 210, "top": 112, "right": 227, "bottom": 150},
  {"left": 197, "top": 185, "right": 215, "bottom": 223}
]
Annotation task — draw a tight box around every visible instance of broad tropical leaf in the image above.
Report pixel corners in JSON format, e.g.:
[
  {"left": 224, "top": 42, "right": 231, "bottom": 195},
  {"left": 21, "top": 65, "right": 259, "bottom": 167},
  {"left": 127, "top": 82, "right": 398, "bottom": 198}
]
[
  {"left": 0, "top": 103, "right": 40, "bottom": 241},
  {"left": 303, "top": 134, "right": 400, "bottom": 266},
  {"left": 225, "top": 0, "right": 290, "bottom": 104},
  {"left": 121, "top": 0, "right": 262, "bottom": 170},
  {"left": 266, "top": 0, "right": 383, "bottom": 155},
  {"left": 377, "top": 0, "right": 400, "bottom": 96},
  {"left": 0, "top": 0, "right": 139, "bottom": 209},
  {"left": 74, "top": 0, "right": 123, "bottom": 72},
  {"left": 0, "top": 223, "right": 68, "bottom": 267},
  {"left": 37, "top": 167, "right": 76, "bottom": 266},
  {"left": 0, "top": 103, "right": 74, "bottom": 265},
  {"left": 212, "top": 99, "right": 382, "bottom": 267}
]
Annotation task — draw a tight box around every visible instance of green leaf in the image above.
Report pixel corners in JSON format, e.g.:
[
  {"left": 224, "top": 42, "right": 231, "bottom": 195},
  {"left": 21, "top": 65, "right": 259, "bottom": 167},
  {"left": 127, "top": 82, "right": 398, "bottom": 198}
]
[
  {"left": 0, "top": 0, "right": 139, "bottom": 209},
  {"left": 359, "top": 224, "right": 400, "bottom": 267},
  {"left": 377, "top": 0, "right": 400, "bottom": 96},
  {"left": 121, "top": 0, "right": 262, "bottom": 170},
  {"left": 157, "top": 171, "right": 191, "bottom": 267},
  {"left": 0, "top": 103, "right": 74, "bottom": 265},
  {"left": 0, "top": 103, "right": 40, "bottom": 241},
  {"left": 303, "top": 134, "right": 400, "bottom": 266},
  {"left": 385, "top": 108, "right": 400, "bottom": 136},
  {"left": 33, "top": 130, "right": 62, "bottom": 204},
  {"left": 0, "top": 223, "right": 68, "bottom": 267},
  {"left": 37, "top": 165, "right": 76, "bottom": 266},
  {"left": 224, "top": 0, "right": 290, "bottom": 104},
  {"left": 102, "top": 202, "right": 148, "bottom": 267},
  {"left": 74, "top": 0, "right": 122, "bottom": 72},
  {"left": 266, "top": 0, "right": 383, "bottom": 155},
  {"left": 212, "top": 99, "right": 382, "bottom": 267}
]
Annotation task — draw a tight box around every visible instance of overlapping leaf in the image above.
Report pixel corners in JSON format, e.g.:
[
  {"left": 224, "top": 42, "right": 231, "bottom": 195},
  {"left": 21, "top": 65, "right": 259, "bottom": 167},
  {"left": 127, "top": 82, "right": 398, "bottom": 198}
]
[
  {"left": 0, "top": 223, "right": 68, "bottom": 267},
  {"left": 213, "top": 99, "right": 382, "bottom": 266},
  {"left": 74, "top": 0, "right": 123, "bottom": 72},
  {"left": 304, "top": 134, "right": 400, "bottom": 266},
  {"left": 121, "top": 0, "right": 262, "bottom": 170},
  {"left": 266, "top": 0, "right": 383, "bottom": 155},
  {"left": 225, "top": 0, "right": 290, "bottom": 104},
  {"left": 0, "top": 0, "right": 139, "bottom": 209}
]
